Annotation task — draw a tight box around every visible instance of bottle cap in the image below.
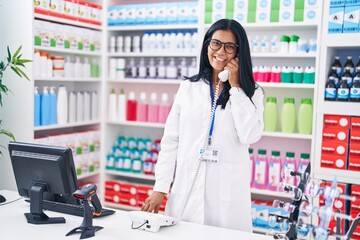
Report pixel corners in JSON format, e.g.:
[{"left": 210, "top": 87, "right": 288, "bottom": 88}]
[
  {"left": 290, "top": 35, "right": 299, "bottom": 42},
  {"left": 301, "top": 153, "right": 310, "bottom": 159},
  {"left": 301, "top": 98, "right": 312, "bottom": 105},
  {"left": 266, "top": 97, "right": 277, "bottom": 103},
  {"left": 271, "top": 151, "right": 280, "bottom": 156},
  {"left": 34, "top": 86, "right": 39, "bottom": 94},
  {"left": 120, "top": 89, "right": 125, "bottom": 95},
  {"left": 43, "top": 86, "right": 49, "bottom": 94},
  {"left": 111, "top": 88, "right": 116, "bottom": 94},
  {"left": 140, "top": 92, "right": 147, "bottom": 100},
  {"left": 150, "top": 92, "right": 157, "bottom": 101},
  {"left": 286, "top": 152, "right": 295, "bottom": 158},
  {"left": 284, "top": 98, "right": 295, "bottom": 104},
  {"left": 249, "top": 148, "right": 253, "bottom": 154},
  {"left": 258, "top": 149, "right": 267, "bottom": 155},
  {"left": 161, "top": 93, "right": 168, "bottom": 102},
  {"left": 280, "top": 35, "right": 290, "bottom": 42},
  {"left": 128, "top": 91, "right": 135, "bottom": 100},
  {"left": 50, "top": 86, "right": 56, "bottom": 94}
]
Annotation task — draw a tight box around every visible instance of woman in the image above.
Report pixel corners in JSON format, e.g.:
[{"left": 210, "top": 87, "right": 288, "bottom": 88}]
[{"left": 141, "top": 19, "right": 264, "bottom": 232}]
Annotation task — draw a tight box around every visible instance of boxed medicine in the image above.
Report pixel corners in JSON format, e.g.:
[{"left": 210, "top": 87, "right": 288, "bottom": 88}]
[
  {"left": 328, "top": 7, "right": 345, "bottom": 33},
  {"left": 343, "top": 5, "right": 360, "bottom": 32}
]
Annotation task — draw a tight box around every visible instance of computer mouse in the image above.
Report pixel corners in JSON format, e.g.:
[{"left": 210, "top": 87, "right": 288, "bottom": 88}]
[{"left": 0, "top": 194, "right": 6, "bottom": 203}]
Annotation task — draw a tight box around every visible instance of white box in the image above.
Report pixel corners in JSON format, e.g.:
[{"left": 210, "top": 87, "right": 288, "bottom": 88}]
[
  {"left": 135, "top": 4, "right": 146, "bottom": 25},
  {"left": 331, "top": 0, "right": 346, "bottom": 7},
  {"left": 328, "top": 7, "right": 345, "bottom": 33},
  {"left": 211, "top": 0, "right": 226, "bottom": 23},
  {"left": 257, "top": 10, "right": 270, "bottom": 23},
  {"left": 257, "top": 0, "right": 271, "bottom": 10},
  {"left": 343, "top": 5, "right": 360, "bottom": 32}
]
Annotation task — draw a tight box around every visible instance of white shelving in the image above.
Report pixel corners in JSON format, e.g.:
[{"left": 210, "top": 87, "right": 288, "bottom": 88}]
[
  {"left": 34, "top": 13, "right": 102, "bottom": 30},
  {"left": 108, "top": 24, "right": 198, "bottom": 31},
  {"left": 35, "top": 77, "right": 101, "bottom": 82},
  {"left": 108, "top": 78, "right": 182, "bottom": 85},
  {"left": 77, "top": 170, "right": 101, "bottom": 180},
  {"left": 262, "top": 132, "right": 312, "bottom": 140},
  {"left": 251, "top": 52, "right": 317, "bottom": 58},
  {"left": 105, "top": 170, "right": 155, "bottom": 181},
  {"left": 205, "top": 22, "right": 318, "bottom": 30},
  {"left": 107, "top": 52, "right": 197, "bottom": 57},
  {"left": 104, "top": 202, "right": 139, "bottom": 211},
  {"left": 259, "top": 82, "right": 315, "bottom": 89},
  {"left": 34, "top": 46, "right": 102, "bottom": 56},
  {"left": 107, "top": 120, "right": 165, "bottom": 128},
  {"left": 34, "top": 120, "right": 101, "bottom": 131}
]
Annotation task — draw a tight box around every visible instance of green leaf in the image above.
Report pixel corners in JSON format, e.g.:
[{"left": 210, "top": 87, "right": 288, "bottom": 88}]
[
  {"left": 0, "top": 129, "right": 16, "bottom": 141},
  {"left": 12, "top": 45, "right": 22, "bottom": 59},
  {"left": 11, "top": 66, "right": 22, "bottom": 78},
  {"left": 15, "top": 66, "right": 30, "bottom": 80},
  {"left": 16, "top": 59, "right": 32, "bottom": 64},
  {"left": 0, "top": 94, "right": 2, "bottom": 107},
  {"left": 7, "top": 46, "right": 11, "bottom": 63}
]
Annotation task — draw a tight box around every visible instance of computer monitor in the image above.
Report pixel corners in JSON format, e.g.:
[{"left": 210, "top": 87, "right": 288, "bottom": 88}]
[{"left": 8, "top": 141, "right": 79, "bottom": 224}]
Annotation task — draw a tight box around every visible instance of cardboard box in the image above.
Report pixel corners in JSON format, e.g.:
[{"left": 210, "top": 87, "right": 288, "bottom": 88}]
[
  {"left": 321, "top": 153, "right": 347, "bottom": 169},
  {"left": 323, "top": 127, "right": 350, "bottom": 143},
  {"left": 324, "top": 115, "right": 351, "bottom": 129},
  {"left": 348, "top": 143, "right": 360, "bottom": 171},
  {"left": 328, "top": 7, "right": 345, "bottom": 33},
  {"left": 105, "top": 180, "right": 137, "bottom": 195},
  {"left": 343, "top": 5, "right": 360, "bottom": 32}
]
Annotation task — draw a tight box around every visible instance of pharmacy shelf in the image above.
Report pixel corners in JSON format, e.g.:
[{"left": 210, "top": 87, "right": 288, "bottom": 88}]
[
  {"left": 324, "top": 33, "right": 360, "bottom": 48},
  {"left": 259, "top": 82, "right": 315, "bottom": 89},
  {"left": 253, "top": 228, "right": 307, "bottom": 240},
  {"left": 107, "top": 120, "right": 165, "bottom": 129},
  {"left": 314, "top": 170, "right": 360, "bottom": 185},
  {"left": 104, "top": 202, "right": 139, "bottom": 211},
  {"left": 108, "top": 23, "right": 198, "bottom": 31},
  {"left": 34, "top": 13, "right": 102, "bottom": 30},
  {"left": 34, "top": 46, "right": 102, "bottom": 56},
  {"left": 107, "top": 52, "right": 197, "bottom": 57},
  {"left": 317, "top": 101, "right": 360, "bottom": 116},
  {"left": 205, "top": 22, "right": 318, "bottom": 30},
  {"left": 262, "top": 132, "right": 312, "bottom": 140},
  {"left": 34, "top": 77, "right": 101, "bottom": 82},
  {"left": 105, "top": 170, "right": 155, "bottom": 181},
  {"left": 77, "top": 170, "right": 101, "bottom": 180},
  {"left": 34, "top": 120, "right": 100, "bottom": 131},
  {"left": 108, "top": 78, "right": 182, "bottom": 85},
  {"left": 250, "top": 189, "right": 292, "bottom": 199},
  {"left": 251, "top": 52, "right": 316, "bottom": 58}
]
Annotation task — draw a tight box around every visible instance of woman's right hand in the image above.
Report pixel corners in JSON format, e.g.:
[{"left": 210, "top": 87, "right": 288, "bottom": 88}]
[{"left": 141, "top": 191, "right": 165, "bottom": 213}]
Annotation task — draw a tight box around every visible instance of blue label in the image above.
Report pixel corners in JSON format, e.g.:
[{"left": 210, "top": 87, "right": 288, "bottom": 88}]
[
  {"left": 283, "top": 0, "right": 292, "bottom": 7},
  {"left": 282, "top": 11, "right": 291, "bottom": 20},
  {"left": 236, "top": 13, "right": 244, "bottom": 21},
  {"left": 307, "top": 10, "right": 316, "bottom": 19},
  {"left": 308, "top": 0, "right": 317, "bottom": 6},
  {"left": 350, "top": 87, "right": 360, "bottom": 99},
  {"left": 237, "top": 1, "right": 245, "bottom": 8},
  {"left": 259, "top": 12, "right": 266, "bottom": 20},
  {"left": 216, "top": 2, "right": 223, "bottom": 9},
  {"left": 337, "top": 88, "right": 350, "bottom": 99},
  {"left": 325, "top": 88, "right": 337, "bottom": 99},
  {"left": 260, "top": 0, "right": 268, "bottom": 7}
]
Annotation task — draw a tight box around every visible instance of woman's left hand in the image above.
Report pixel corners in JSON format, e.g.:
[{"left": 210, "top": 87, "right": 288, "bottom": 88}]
[{"left": 224, "top": 58, "right": 241, "bottom": 88}]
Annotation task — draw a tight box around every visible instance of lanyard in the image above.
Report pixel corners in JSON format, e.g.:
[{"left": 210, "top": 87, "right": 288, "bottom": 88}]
[{"left": 208, "top": 81, "right": 221, "bottom": 146}]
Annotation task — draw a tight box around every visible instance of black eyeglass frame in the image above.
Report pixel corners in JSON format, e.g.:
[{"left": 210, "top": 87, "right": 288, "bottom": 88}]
[{"left": 207, "top": 39, "right": 239, "bottom": 54}]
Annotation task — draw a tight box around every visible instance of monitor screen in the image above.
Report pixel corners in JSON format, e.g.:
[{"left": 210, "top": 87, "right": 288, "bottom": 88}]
[{"left": 8, "top": 141, "right": 79, "bottom": 224}]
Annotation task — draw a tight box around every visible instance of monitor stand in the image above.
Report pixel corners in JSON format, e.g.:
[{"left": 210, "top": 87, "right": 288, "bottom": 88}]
[{"left": 25, "top": 183, "right": 65, "bottom": 224}]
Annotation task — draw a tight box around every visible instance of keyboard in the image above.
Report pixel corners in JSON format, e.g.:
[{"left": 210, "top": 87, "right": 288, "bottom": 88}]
[{"left": 25, "top": 199, "right": 115, "bottom": 218}]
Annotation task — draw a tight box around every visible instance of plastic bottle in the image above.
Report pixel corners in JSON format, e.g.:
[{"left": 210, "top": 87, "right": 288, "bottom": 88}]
[
  {"left": 297, "top": 153, "right": 310, "bottom": 177},
  {"left": 116, "top": 58, "right": 126, "bottom": 79},
  {"left": 117, "top": 89, "right": 126, "bottom": 121},
  {"left": 282, "top": 152, "right": 296, "bottom": 186},
  {"left": 337, "top": 78, "right": 350, "bottom": 102},
  {"left": 137, "top": 92, "right": 148, "bottom": 122},
  {"left": 34, "top": 87, "right": 41, "bottom": 127},
  {"left": 64, "top": 56, "right": 74, "bottom": 78},
  {"left": 281, "top": 66, "right": 293, "bottom": 83},
  {"left": 328, "top": 66, "right": 340, "bottom": 86},
  {"left": 68, "top": 91, "right": 77, "bottom": 123},
  {"left": 303, "top": 66, "right": 315, "bottom": 84},
  {"left": 280, "top": 35, "right": 290, "bottom": 53},
  {"left": 138, "top": 57, "right": 147, "bottom": 78},
  {"left": 169, "top": 30, "right": 177, "bottom": 52},
  {"left": 163, "top": 30, "right": 170, "bottom": 51},
  {"left": 83, "top": 57, "right": 90, "bottom": 78},
  {"left": 249, "top": 148, "right": 254, "bottom": 187},
  {"left": 298, "top": 98, "right": 313, "bottom": 134},
  {"left": 270, "top": 35, "right": 279, "bottom": 53},
  {"left": 258, "top": 65, "right": 269, "bottom": 82},
  {"left": 74, "top": 57, "right": 83, "bottom": 78},
  {"left": 117, "top": 35, "right": 123, "bottom": 53},
  {"left": 141, "top": 31, "right": 149, "bottom": 53},
  {"left": 91, "top": 91, "right": 98, "bottom": 120},
  {"left": 76, "top": 91, "right": 84, "bottom": 122},
  {"left": 281, "top": 98, "right": 296, "bottom": 133},
  {"left": 270, "top": 66, "right": 281, "bottom": 82},
  {"left": 293, "top": 66, "right": 304, "bottom": 83},
  {"left": 155, "top": 31, "right": 164, "bottom": 52},
  {"left": 166, "top": 57, "right": 177, "bottom": 79},
  {"left": 187, "top": 58, "right": 198, "bottom": 76},
  {"left": 178, "top": 58, "right": 188, "bottom": 79},
  {"left": 261, "top": 36, "right": 270, "bottom": 53},
  {"left": 252, "top": 65, "right": 259, "bottom": 82},
  {"left": 46, "top": 53, "right": 53, "bottom": 78},
  {"left": 34, "top": 50, "right": 41, "bottom": 77},
  {"left": 253, "top": 149, "right": 268, "bottom": 189},
  {"left": 252, "top": 36, "right": 260, "bottom": 53},
  {"left": 126, "top": 91, "right": 137, "bottom": 121},
  {"left": 129, "top": 58, "right": 137, "bottom": 78},
  {"left": 83, "top": 91, "right": 91, "bottom": 121},
  {"left": 191, "top": 29, "right": 198, "bottom": 51},
  {"left": 342, "top": 67, "right": 353, "bottom": 87},
  {"left": 175, "top": 30, "right": 184, "bottom": 52},
  {"left": 350, "top": 71, "right": 360, "bottom": 102},
  {"left": 297, "top": 38, "right": 308, "bottom": 53},
  {"left": 40, "top": 86, "right": 50, "bottom": 126},
  {"left": 325, "top": 77, "right": 337, "bottom": 101},
  {"left": 57, "top": 85, "right": 68, "bottom": 124},
  {"left": 289, "top": 35, "right": 299, "bottom": 54},
  {"left": 40, "top": 51, "right": 47, "bottom": 78},
  {"left": 148, "top": 31, "right": 156, "bottom": 52},
  {"left": 147, "top": 93, "right": 159, "bottom": 123},
  {"left": 184, "top": 30, "right": 192, "bottom": 52},
  {"left": 268, "top": 151, "right": 282, "bottom": 191},
  {"left": 109, "top": 36, "right": 116, "bottom": 53},
  {"left": 264, "top": 97, "right": 278, "bottom": 132},
  {"left": 124, "top": 36, "right": 131, "bottom": 53},
  {"left": 331, "top": 56, "right": 342, "bottom": 77},
  {"left": 148, "top": 58, "right": 156, "bottom": 78},
  {"left": 157, "top": 58, "right": 166, "bottom": 79},
  {"left": 91, "top": 58, "right": 100, "bottom": 78},
  {"left": 108, "top": 89, "right": 117, "bottom": 121},
  {"left": 49, "top": 86, "right": 57, "bottom": 125},
  {"left": 158, "top": 93, "right": 172, "bottom": 123},
  {"left": 133, "top": 36, "right": 141, "bottom": 53},
  {"left": 344, "top": 56, "right": 355, "bottom": 76}
]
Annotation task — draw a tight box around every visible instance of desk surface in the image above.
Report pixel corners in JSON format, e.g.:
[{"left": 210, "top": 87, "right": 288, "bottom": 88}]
[{"left": 0, "top": 190, "right": 272, "bottom": 240}]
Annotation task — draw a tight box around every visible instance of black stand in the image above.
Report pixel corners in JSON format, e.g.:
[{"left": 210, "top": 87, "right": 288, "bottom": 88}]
[
  {"left": 26, "top": 183, "right": 65, "bottom": 224},
  {"left": 66, "top": 199, "right": 103, "bottom": 239}
]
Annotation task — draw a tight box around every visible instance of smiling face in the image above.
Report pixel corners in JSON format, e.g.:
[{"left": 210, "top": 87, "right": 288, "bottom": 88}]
[{"left": 207, "top": 30, "right": 237, "bottom": 76}]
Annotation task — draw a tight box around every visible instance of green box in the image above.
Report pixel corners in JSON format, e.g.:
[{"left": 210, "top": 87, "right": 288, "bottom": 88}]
[
  {"left": 247, "top": 10, "right": 256, "bottom": 23},
  {"left": 294, "top": 8, "right": 304, "bottom": 22},
  {"left": 270, "top": 9, "right": 280, "bottom": 22},
  {"left": 295, "top": 0, "right": 305, "bottom": 9}
]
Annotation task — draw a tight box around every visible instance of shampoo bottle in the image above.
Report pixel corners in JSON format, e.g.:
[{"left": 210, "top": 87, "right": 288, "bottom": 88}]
[
  {"left": 158, "top": 93, "right": 171, "bottom": 123},
  {"left": 108, "top": 88, "right": 117, "bottom": 121},
  {"left": 57, "top": 85, "right": 68, "bottom": 124},
  {"left": 281, "top": 98, "right": 296, "bottom": 133},
  {"left": 268, "top": 151, "right": 282, "bottom": 191},
  {"left": 49, "top": 86, "right": 57, "bottom": 125},
  {"left": 41, "top": 86, "right": 50, "bottom": 126},
  {"left": 253, "top": 149, "right": 268, "bottom": 190},
  {"left": 126, "top": 91, "right": 137, "bottom": 121},
  {"left": 34, "top": 87, "right": 41, "bottom": 127},
  {"left": 147, "top": 93, "right": 159, "bottom": 123},
  {"left": 264, "top": 97, "right": 278, "bottom": 132},
  {"left": 117, "top": 89, "right": 126, "bottom": 121},
  {"left": 137, "top": 92, "right": 148, "bottom": 122}
]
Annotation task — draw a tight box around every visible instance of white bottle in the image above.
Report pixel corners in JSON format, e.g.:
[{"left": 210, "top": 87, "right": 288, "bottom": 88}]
[
  {"left": 191, "top": 29, "right": 198, "bottom": 51},
  {"left": 178, "top": 58, "right": 188, "bottom": 79},
  {"left": 124, "top": 36, "right": 132, "bottom": 53},
  {"left": 68, "top": 91, "right": 77, "bottom": 123},
  {"left": 116, "top": 58, "right": 126, "bottom": 79},
  {"left": 109, "top": 58, "right": 117, "bottom": 79},
  {"left": 46, "top": 53, "right": 53, "bottom": 78},
  {"left": 83, "top": 57, "right": 90, "bottom": 78},
  {"left": 248, "top": 36, "right": 253, "bottom": 52},
  {"left": 138, "top": 57, "right": 147, "bottom": 78},
  {"left": 108, "top": 89, "right": 117, "bottom": 121},
  {"left": 166, "top": 58, "right": 177, "bottom": 79},
  {"left": 141, "top": 31, "right": 149, "bottom": 53},
  {"left": 57, "top": 85, "right": 68, "bottom": 124},
  {"left": 176, "top": 30, "right": 184, "bottom": 52},
  {"left": 64, "top": 56, "right": 74, "bottom": 78},
  {"left": 157, "top": 58, "right": 166, "bottom": 79},
  {"left": 253, "top": 36, "right": 260, "bottom": 53},
  {"left": 40, "top": 51, "right": 47, "bottom": 77},
  {"left": 34, "top": 50, "right": 41, "bottom": 77},
  {"left": 76, "top": 91, "right": 84, "bottom": 122},
  {"left": 117, "top": 89, "right": 126, "bottom": 121},
  {"left": 148, "top": 31, "right": 156, "bottom": 52},
  {"left": 129, "top": 58, "right": 137, "bottom": 78},
  {"left": 117, "top": 35, "right": 124, "bottom": 53},
  {"left": 133, "top": 35, "right": 141, "bottom": 53},
  {"left": 169, "top": 30, "right": 177, "bottom": 52},
  {"left": 270, "top": 35, "right": 279, "bottom": 53},
  {"left": 90, "top": 91, "right": 98, "bottom": 120},
  {"left": 109, "top": 36, "right": 116, "bottom": 53},
  {"left": 74, "top": 57, "right": 83, "bottom": 78},
  {"left": 163, "top": 30, "right": 170, "bottom": 50},
  {"left": 155, "top": 31, "right": 164, "bottom": 52},
  {"left": 261, "top": 36, "right": 270, "bottom": 53},
  {"left": 83, "top": 91, "right": 91, "bottom": 121},
  {"left": 148, "top": 57, "right": 157, "bottom": 78},
  {"left": 184, "top": 30, "right": 192, "bottom": 52},
  {"left": 187, "top": 58, "right": 198, "bottom": 76}
]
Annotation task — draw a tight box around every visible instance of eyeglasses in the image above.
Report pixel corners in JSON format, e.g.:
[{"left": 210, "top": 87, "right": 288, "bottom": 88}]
[{"left": 208, "top": 39, "right": 238, "bottom": 54}]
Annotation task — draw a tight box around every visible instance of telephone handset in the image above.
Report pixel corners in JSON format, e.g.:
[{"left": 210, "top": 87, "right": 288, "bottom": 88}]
[{"left": 218, "top": 69, "right": 229, "bottom": 82}]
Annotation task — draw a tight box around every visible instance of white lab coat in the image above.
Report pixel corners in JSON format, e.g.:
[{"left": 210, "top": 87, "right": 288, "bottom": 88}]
[{"left": 153, "top": 79, "right": 264, "bottom": 232}]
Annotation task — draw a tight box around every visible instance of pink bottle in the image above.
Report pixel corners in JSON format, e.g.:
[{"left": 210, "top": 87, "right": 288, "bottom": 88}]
[
  {"left": 126, "top": 91, "right": 137, "bottom": 121},
  {"left": 253, "top": 149, "right": 268, "bottom": 189},
  {"left": 147, "top": 92, "right": 159, "bottom": 123},
  {"left": 297, "top": 153, "right": 310, "bottom": 184},
  {"left": 158, "top": 93, "right": 172, "bottom": 123},
  {"left": 249, "top": 148, "right": 254, "bottom": 187},
  {"left": 258, "top": 65, "right": 269, "bottom": 82},
  {"left": 137, "top": 92, "right": 148, "bottom": 122},
  {"left": 252, "top": 66, "right": 259, "bottom": 82},
  {"left": 282, "top": 152, "right": 297, "bottom": 186},
  {"left": 267, "top": 151, "right": 282, "bottom": 191},
  {"left": 270, "top": 66, "right": 281, "bottom": 82}
]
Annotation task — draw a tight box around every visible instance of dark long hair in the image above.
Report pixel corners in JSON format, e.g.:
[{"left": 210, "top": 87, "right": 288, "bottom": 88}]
[{"left": 186, "top": 19, "right": 257, "bottom": 109}]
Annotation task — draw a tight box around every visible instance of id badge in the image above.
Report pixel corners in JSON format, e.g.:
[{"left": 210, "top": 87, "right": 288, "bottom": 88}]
[{"left": 200, "top": 148, "right": 220, "bottom": 163}]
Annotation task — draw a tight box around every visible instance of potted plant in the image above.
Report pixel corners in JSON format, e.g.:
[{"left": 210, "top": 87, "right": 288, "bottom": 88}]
[{"left": 0, "top": 45, "right": 31, "bottom": 155}]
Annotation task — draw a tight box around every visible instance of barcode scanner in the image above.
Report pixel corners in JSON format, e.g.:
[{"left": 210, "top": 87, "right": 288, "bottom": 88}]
[{"left": 66, "top": 184, "right": 103, "bottom": 239}]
